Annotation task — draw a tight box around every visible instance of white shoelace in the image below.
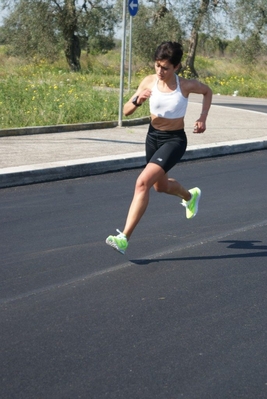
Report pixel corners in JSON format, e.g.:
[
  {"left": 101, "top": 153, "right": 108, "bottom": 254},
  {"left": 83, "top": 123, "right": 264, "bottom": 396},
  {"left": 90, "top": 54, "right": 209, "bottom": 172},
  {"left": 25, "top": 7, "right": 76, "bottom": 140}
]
[{"left": 116, "top": 229, "right": 126, "bottom": 238}]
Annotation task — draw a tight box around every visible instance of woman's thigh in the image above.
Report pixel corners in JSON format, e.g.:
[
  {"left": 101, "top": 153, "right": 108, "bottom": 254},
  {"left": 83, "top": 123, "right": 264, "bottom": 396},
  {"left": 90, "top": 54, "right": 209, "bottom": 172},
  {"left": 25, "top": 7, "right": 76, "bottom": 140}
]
[
  {"left": 149, "top": 139, "right": 186, "bottom": 173},
  {"left": 146, "top": 132, "right": 187, "bottom": 173},
  {"left": 137, "top": 162, "right": 166, "bottom": 189}
]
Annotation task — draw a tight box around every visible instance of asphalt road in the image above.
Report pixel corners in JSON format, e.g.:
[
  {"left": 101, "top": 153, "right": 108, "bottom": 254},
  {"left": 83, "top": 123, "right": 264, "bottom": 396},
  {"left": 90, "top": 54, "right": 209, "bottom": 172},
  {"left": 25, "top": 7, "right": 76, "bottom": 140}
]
[
  {"left": 1, "top": 150, "right": 267, "bottom": 399},
  {"left": 213, "top": 102, "right": 267, "bottom": 113}
]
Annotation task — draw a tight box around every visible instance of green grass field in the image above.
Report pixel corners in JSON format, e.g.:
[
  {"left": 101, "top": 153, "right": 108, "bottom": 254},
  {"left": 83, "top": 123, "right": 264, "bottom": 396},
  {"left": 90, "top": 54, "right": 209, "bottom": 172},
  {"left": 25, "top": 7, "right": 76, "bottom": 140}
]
[{"left": 0, "top": 49, "right": 266, "bottom": 129}]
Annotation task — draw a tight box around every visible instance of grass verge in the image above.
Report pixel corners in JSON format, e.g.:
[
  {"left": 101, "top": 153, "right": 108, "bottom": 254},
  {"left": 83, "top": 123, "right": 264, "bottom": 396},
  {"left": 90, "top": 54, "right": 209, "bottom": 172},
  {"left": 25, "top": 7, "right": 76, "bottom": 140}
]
[{"left": 0, "top": 50, "right": 266, "bottom": 129}]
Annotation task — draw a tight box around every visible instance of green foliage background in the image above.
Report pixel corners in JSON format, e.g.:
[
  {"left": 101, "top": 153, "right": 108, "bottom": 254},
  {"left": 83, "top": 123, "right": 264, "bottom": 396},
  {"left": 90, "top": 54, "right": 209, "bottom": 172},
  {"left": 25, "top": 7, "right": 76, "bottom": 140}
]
[
  {"left": 0, "top": 46, "right": 266, "bottom": 129},
  {"left": 0, "top": 0, "right": 266, "bottom": 129}
]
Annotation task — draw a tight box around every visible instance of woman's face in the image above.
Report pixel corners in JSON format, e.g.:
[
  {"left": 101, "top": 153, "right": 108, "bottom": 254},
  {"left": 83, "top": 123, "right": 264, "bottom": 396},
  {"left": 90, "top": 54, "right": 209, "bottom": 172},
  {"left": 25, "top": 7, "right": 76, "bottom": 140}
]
[{"left": 154, "top": 59, "right": 178, "bottom": 81}]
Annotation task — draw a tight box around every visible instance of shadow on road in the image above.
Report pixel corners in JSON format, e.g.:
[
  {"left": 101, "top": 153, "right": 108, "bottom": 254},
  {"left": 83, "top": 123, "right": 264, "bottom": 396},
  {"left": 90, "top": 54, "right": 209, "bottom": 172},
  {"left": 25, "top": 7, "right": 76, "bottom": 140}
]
[{"left": 130, "top": 240, "right": 267, "bottom": 265}]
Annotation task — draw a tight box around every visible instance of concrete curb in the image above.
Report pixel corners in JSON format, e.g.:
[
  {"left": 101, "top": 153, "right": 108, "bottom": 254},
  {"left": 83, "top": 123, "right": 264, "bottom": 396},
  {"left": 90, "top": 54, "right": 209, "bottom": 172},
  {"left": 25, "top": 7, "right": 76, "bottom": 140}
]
[
  {"left": 0, "top": 117, "right": 150, "bottom": 137},
  {"left": 1, "top": 139, "right": 266, "bottom": 189},
  {"left": 183, "top": 138, "right": 267, "bottom": 160}
]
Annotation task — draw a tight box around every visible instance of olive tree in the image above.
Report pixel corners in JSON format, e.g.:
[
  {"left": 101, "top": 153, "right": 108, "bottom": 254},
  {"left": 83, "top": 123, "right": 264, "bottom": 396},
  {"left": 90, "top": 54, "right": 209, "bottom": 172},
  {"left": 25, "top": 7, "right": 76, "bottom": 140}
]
[
  {"left": 180, "top": 0, "right": 230, "bottom": 76},
  {"left": 131, "top": 0, "right": 183, "bottom": 63},
  {"left": 231, "top": 0, "right": 267, "bottom": 63},
  {"left": 0, "top": 0, "right": 119, "bottom": 70},
  {"left": 116, "top": 0, "right": 230, "bottom": 76}
]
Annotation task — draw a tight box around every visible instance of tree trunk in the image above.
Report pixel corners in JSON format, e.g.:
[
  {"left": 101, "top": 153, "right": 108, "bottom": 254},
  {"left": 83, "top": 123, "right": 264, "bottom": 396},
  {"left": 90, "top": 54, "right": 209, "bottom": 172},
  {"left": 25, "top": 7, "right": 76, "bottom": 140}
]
[
  {"left": 65, "top": 34, "right": 81, "bottom": 71},
  {"left": 61, "top": 0, "right": 81, "bottom": 71},
  {"left": 184, "top": 28, "right": 199, "bottom": 77},
  {"left": 183, "top": 0, "right": 210, "bottom": 77}
]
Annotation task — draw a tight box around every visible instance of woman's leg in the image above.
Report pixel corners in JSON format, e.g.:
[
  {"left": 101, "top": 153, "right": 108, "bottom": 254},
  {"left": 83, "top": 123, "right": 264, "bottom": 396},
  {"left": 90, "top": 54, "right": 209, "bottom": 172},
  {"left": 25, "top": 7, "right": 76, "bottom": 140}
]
[
  {"left": 153, "top": 175, "right": 191, "bottom": 200},
  {"left": 153, "top": 174, "right": 201, "bottom": 220},
  {"left": 122, "top": 163, "right": 165, "bottom": 239}
]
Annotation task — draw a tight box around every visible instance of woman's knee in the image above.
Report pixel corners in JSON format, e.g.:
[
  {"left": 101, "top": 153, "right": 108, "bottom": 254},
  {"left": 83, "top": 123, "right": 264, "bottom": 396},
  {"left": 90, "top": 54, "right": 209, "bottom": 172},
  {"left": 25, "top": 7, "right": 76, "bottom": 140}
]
[
  {"left": 135, "top": 164, "right": 165, "bottom": 193},
  {"left": 135, "top": 175, "right": 150, "bottom": 192}
]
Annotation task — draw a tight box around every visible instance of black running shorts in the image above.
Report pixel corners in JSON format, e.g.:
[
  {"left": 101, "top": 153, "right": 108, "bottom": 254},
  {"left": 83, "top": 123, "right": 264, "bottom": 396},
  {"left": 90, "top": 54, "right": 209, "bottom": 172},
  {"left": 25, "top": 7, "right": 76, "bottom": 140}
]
[{"left": 145, "top": 123, "right": 187, "bottom": 173}]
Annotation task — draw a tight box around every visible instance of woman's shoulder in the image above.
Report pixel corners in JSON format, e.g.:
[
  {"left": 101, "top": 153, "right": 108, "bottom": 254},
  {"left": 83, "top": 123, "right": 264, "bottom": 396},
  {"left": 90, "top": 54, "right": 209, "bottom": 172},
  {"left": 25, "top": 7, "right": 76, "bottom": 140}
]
[
  {"left": 139, "top": 74, "right": 157, "bottom": 89},
  {"left": 179, "top": 76, "right": 210, "bottom": 95},
  {"left": 178, "top": 75, "right": 194, "bottom": 88}
]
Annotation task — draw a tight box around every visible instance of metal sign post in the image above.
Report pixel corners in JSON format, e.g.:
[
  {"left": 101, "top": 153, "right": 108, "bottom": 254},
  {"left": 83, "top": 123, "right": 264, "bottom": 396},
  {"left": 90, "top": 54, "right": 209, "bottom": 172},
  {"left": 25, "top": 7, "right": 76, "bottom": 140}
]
[
  {"left": 118, "top": 0, "right": 139, "bottom": 127},
  {"left": 118, "top": 0, "right": 128, "bottom": 127},
  {"left": 128, "top": 0, "right": 139, "bottom": 91},
  {"left": 128, "top": 15, "right": 133, "bottom": 92}
]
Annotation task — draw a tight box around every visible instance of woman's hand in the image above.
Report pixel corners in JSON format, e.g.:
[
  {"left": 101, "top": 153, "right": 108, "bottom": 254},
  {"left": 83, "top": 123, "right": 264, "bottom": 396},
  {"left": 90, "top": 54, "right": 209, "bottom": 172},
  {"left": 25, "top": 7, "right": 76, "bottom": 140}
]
[
  {"left": 193, "top": 119, "right": 206, "bottom": 133},
  {"left": 138, "top": 89, "right": 152, "bottom": 104}
]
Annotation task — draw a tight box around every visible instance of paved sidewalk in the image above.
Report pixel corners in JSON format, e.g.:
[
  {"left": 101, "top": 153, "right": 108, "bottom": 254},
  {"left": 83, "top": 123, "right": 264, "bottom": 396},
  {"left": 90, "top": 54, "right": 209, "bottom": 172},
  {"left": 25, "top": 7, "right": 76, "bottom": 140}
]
[{"left": 0, "top": 95, "right": 266, "bottom": 188}]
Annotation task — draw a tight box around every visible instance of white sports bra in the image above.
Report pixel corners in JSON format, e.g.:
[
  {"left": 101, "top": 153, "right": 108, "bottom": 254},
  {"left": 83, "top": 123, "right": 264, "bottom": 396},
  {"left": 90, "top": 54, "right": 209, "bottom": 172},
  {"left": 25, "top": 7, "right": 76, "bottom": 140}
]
[{"left": 149, "top": 75, "right": 188, "bottom": 119}]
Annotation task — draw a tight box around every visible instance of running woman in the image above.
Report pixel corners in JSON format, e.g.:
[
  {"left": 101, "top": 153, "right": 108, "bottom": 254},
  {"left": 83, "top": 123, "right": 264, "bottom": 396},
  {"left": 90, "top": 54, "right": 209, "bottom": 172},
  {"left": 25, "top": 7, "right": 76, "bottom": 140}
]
[{"left": 106, "top": 41, "right": 212, "bottom": 254}]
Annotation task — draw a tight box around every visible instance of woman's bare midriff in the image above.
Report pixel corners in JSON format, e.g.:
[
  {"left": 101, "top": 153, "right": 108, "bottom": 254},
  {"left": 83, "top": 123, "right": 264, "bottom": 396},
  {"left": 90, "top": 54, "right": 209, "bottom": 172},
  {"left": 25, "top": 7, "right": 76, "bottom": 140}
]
[{"left": 150, "top": 114, "right": 185, "bottom": 131}]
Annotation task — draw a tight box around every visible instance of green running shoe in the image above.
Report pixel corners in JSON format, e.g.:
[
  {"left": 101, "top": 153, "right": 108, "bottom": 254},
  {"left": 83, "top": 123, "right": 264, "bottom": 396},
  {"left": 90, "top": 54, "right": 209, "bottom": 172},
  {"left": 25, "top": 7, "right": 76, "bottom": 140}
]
[
  {"left": 106, "top": 229, "right": 128, "bottom": 254},
  {"left": 181, "top": 187, "right": 201, "bottom": 219}
]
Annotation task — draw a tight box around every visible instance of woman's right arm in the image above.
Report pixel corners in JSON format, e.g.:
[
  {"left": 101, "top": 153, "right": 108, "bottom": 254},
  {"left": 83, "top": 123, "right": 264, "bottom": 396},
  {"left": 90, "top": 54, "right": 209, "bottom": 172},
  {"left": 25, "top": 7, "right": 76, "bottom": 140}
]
[{"left": 123, "top": 76, "right": 154, "bottom": 116}]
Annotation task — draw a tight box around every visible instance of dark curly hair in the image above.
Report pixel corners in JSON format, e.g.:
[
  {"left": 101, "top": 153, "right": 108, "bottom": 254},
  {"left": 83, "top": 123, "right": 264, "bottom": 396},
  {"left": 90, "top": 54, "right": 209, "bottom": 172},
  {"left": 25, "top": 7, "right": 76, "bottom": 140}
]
[{"left": 154, "top": 42, "right": 183, "bottom": 67}]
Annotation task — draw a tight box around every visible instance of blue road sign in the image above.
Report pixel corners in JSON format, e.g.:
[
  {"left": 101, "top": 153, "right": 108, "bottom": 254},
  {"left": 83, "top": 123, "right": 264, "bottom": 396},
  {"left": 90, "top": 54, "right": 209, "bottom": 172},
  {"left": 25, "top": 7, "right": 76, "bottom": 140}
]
[{"left": 128, "top": 0, "right": 138, "bottom": 17}]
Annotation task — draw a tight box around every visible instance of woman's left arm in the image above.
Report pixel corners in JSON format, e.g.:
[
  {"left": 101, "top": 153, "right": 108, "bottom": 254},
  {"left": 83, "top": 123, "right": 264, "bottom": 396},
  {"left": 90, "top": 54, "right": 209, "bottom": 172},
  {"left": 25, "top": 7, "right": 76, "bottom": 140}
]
[{"left": 184, "top": 79, "right": 213, "bottom": 134}]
